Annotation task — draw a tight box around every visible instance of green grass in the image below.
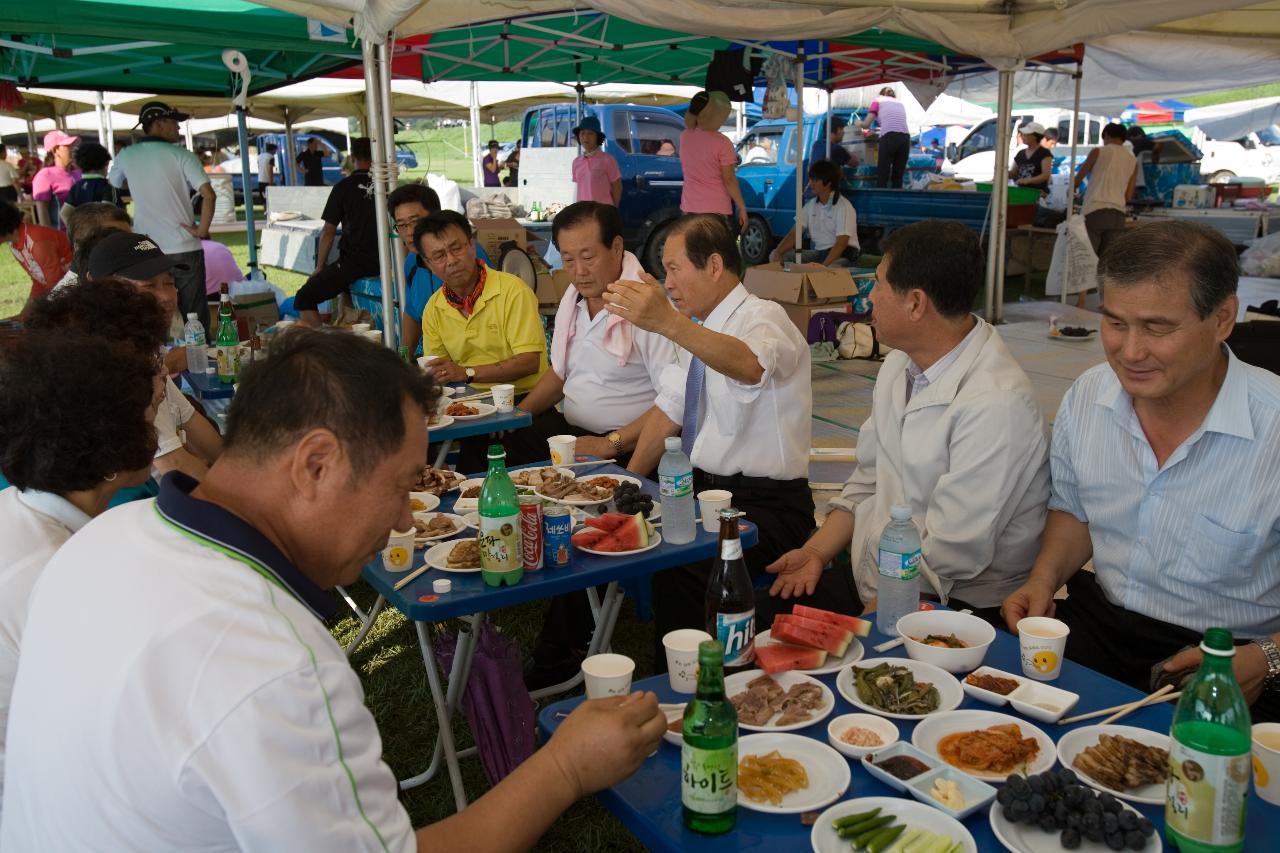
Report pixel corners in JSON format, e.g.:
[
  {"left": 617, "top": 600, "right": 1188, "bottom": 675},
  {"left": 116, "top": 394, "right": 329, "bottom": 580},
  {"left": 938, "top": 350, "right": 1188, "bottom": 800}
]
[{"left": 397, "top": 120, "right": 522, "bottom": 186}]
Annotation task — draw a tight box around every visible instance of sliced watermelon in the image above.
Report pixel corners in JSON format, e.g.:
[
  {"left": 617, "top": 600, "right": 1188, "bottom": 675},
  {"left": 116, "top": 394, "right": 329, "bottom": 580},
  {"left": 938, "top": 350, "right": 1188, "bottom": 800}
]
[
  {"left": 774, "top": 612, "right": 856, "bottom": 639},
  {"left": 571, "top": 528, "right": 610, "bottom": 549},
  {"left": 755, "top": 642, "right": 827, "bottom": 674},
  {"left": 792, "top": 604, "right": 874, "bottom": 637},
  {"left": 772, "top": 617, "right": 853, "bottom": 657},
  {"left": 583, "top": 513, "right": 650, "bottom": 552},
  {"left": 582, "top": 512, "right": 633, "bottom": 533}
]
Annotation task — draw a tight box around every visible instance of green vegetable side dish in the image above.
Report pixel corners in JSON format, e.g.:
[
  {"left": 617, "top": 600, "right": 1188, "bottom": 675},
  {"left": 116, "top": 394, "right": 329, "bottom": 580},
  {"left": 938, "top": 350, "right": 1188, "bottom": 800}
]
[
  {"left": 853, "top": 663, "right": 941, "bottom": 715},
  {"left": 827, "top": 811, "right": 964, "bottom": 853}
]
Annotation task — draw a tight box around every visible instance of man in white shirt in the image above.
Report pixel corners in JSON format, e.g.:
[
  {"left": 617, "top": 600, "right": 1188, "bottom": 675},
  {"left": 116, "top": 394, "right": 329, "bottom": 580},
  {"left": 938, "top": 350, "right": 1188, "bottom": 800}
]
[
  {"left": 768, "top": 219, "right": 1050, "bottom": 625},
  {"left": 108, "top": 101, "right": 216, "bottom": 336},
  {"left": 609, "top": 213, "right": 813, "bottom": 663},
  {"left": 1003, "top": 220, "right": 1280, "bottom": 721},
  {"left": 768, "top": 159, "right": 860, "bottom": 267},
  {"left": 256, "top": 142, "right": 277, "bottom": 203},
  {"left": 2, "top": 330, "right": 666, "bottom": 850}
]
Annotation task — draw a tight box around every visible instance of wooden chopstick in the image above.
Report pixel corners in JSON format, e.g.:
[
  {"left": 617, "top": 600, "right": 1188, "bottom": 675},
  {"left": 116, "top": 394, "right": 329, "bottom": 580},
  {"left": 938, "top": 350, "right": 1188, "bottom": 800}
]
[
  {"left": 450, "top": 391, "right": 493, "bottom": 403},
  {"left": 1058, "top": 684, "right": 1180, "bottom": 726},
  {"left": 392, "top": 562, "right": 432, "bottom": 592},
  {"left": 560, "top": 458, "right": 617, "bottom": 469}
]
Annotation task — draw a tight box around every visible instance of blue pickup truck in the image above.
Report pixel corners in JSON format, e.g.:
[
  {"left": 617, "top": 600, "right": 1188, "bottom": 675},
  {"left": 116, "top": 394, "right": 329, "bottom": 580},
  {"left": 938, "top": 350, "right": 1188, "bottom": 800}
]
[
  {"left": 521, "top": 103, "right": 686, "bottom": 271},
  {"left": 226, "top": 133, "right": 418, "bottom": 196}
]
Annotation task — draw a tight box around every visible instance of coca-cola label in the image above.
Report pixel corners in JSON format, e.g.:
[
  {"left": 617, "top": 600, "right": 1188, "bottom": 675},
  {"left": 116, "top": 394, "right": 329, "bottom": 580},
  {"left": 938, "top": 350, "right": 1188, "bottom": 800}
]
[{"left": 714, "top": 609, "right": 755, "bottom": 667}]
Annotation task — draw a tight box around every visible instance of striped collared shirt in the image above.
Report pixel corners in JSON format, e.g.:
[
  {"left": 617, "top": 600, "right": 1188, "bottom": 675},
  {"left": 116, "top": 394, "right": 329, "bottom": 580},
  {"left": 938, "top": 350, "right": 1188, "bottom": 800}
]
[{"left": 1048, "top": 348, "right": 1280, "bottom": 637}]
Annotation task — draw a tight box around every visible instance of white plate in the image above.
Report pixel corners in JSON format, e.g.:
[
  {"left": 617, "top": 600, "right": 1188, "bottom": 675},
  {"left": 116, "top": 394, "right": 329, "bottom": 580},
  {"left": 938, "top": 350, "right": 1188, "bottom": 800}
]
[
  {"left": 811, "top": 796, "right": 977, "bottom": 853},
  {"left": 447, "top": 402, "right": 496, "bottom": 420},
  {"left": 1055, "top": 725, "right": 1171, "bottom": 805},
  {"left": 452, "top": 478, "right": 485, "bottom": 511},
  {"left": 989, "top": 800, "right": 1161, "bottom": 853},
  {"left": 411, "top": 512, "right": 470, "bottom": 544},
  {"left": 836, "top": 657, "right": 964, "bottom": 720},
  {"left": 426, "top": 413, "right": 454, "bottom": 430},
  {"left": 408, "top": 492, "right": 442, "bottom": 513},
  {"left": 573, "top": 529, "right": 663, "bottom": 557},
  {"left": 724, "top": 670, "right": 835, "bottom": 732},
  {"left": 912, "top": 710, "right": 1057, "bottom": 781},
  {"left": 961, "top": 666, "right": 1027, "bottom": 708},
  {"left": 737, "top": 732, "right": 850, "bottom": 815},
  {"left": 756, "top": 629, "right": 865, "bottom": 676},
  {"left": 460, "top": 511, "right": 479, "bottom": 529},
  {"left": 662, "top": 705, "right": 686, "bottom": 746},
  {"left": 1048, "top": 329, "right": 1097, "bottom": 342},
  {"left": 536, "top": 473, "right": 634, "bottom": 506},
  {"left": 423, "top": 539, "right": 481, "bottom": 573}
]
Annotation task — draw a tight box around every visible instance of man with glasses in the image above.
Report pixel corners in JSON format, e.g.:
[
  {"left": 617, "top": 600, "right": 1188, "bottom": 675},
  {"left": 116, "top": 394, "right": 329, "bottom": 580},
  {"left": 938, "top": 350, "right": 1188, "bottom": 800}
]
[
  {"left": 388, "top": 184, "right": 490, "bottom": 358},
  {"left": 294, "top": 138, "right": 378, "bottom": 327}
]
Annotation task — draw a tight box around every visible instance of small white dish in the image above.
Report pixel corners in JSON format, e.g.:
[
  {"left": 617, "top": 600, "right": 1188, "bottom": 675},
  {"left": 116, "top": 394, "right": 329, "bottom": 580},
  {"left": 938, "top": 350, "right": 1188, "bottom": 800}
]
[
  {"left": 407, "top": 492, "right": 442, "bottom": 513},
  {"left": 447, "top": 401, "right": 497, "bottom": 420},
  {"left": 423, "top": 539, "right": 481, "bottom": 573},
  {"left": 723, "top": 669, "right": 836, "bottom": 732},
  {"left": 826, "top": 713, "right": 899, "bottom": 760},
  {"left": 737, "top": 732, "right": 850, "bottom": 815},
  {"left": 1008, "top": 680, "right": 1080, "bottom": 724},
  {"left": 662, "top": 705, "right": 686, "bottom": 746},
  {"left": 961, "top": 666, "right": 1027, "bottom": 707},
  {"left": 859, "top": 741, "right": 941, "bottom": 793},
  {"left": 896, "top": 609, "right": 996, "bottom": 674},
  {"left": 811, "top": 796, "right": 977, "bottom": 853},
  {"left": 906, "top": 765, "right": 999, "bottom": 821},
  {"left": 411, "top": 512, "right": 470, "bottom": 544},
  {"left": 425, "top": 413, "right": 454, "bottom": 430}
]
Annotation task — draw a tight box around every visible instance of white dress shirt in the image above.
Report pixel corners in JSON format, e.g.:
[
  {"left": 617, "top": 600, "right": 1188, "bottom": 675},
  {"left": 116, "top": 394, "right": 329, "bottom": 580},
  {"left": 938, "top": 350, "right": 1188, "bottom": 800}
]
[
  {"left": 153, "top": 376, "right": 195, "bottom": 462},
  {"left": 1049, "top": 348, "right": 1280, "bottom": 636},
  {"left": 655, "top": 283, "right": 812, "bottom": 480},
  {"left": 832, "top": 318, "right": 1051, "bottom": 608},
  {"left": 0, "top": 488, "right": 90, "bottom": 812}
]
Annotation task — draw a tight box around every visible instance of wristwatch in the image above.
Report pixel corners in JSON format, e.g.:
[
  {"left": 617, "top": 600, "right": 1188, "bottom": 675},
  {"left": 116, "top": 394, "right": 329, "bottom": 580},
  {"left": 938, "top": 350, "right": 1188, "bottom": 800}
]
[
  {"left": 465, "top": 367, "right": 476, "bottom": 381},
  {"left": 606, "top": 430, "right": 624, "bottom": 455},
  {"left": 1253, "top": 637, "right": 1280, "bottom": 690}
]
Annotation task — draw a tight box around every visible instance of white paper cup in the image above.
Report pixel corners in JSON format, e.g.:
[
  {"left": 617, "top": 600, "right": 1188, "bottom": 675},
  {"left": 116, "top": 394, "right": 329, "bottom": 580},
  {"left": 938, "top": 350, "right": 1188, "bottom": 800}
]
[
  {"left": 351, "top": 322, "right": 372, "bottom": 333},
  {"left": 663, "top": 629, "right": 712, "bottom": 693},
  {"left": 361, "top": 329, "right": 382, "bottom": 343},
  {"left": 1252, "top": 722, "right": 1280, "bottom": 805},
  {"left": 696, "top": 489, "right": 733, "bottom": 534},
  {"left": 381, "top": 528, "right": 416, "bottom": 572},
  {"left": 581, "top": 653, "right": 635, "bottom": 699},
  {"left": 548, "top": 434, "right": 577, "bottom": 466},
  {"left": 492, "top": 383, "right": 516, "bottom": 412},
  {"left": 417, "top": 355, "right": 440, "bottom": 372},
  {"left": 1016, "top": 616, "right": 1070, "bottom": 681}
]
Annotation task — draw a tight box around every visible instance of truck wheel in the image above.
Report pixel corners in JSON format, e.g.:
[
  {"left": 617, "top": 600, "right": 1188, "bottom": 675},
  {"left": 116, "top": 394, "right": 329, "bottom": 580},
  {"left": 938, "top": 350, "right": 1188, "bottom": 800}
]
[
  {"left": 740, "top": 217, "right": 773, "bottom": 266},
  {"left": 642, "top": 220, "right": 673, "bottom": 275},
  {"left": 1208, "top": 170, "right": 1236, "bottom": 184}
]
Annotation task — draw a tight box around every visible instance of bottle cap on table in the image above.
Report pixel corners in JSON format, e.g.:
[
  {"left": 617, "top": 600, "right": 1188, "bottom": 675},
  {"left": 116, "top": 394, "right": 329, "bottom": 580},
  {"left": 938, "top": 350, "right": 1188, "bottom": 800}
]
[
  {"left": 432, "top": 578, "right": 452, "bottom": 594},
  {"left": 205, "top": 364, "right": 216, "bottom": 374}
]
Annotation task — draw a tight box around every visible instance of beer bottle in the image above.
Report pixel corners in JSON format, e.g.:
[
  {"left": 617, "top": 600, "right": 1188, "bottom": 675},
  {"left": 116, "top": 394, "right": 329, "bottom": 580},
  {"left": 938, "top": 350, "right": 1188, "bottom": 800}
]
[
  {"left": 705, "top": 508, "right": 755, "bottom": 673},
  {"left": 478, "top": 444, "right": 523, "bottom": 588},
  {"left": 682, "top": 639, "right": 737, "bottom": 835},
  {"left": 214, "top": 290, "right": 241, "bottom": 385}
]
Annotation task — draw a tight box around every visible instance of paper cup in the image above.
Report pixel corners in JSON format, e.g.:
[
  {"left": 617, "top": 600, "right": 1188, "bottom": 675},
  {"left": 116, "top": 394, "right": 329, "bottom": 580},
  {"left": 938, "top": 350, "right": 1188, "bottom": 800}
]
[
  {"left": 417, "top": 355, "right": 440, "bottom": 372},
  {"left": 548, "top": 434, "right": 577, "bottom": 466},
  {"left": 492, "top": 383, "right": 516, "bottom": 412},
  {"left": 1253, "top": 722, "right": 1280, "bottom": 805},
  {"left": 361, "top": 329, "right": 383, "bottom": 343},
  {"left": 581, "top": 653, "right": 635, "bottom": 699},
  {"left": 663, "top": 629, "right": 712, "bottom": 693},
  {"left": 351, "top": 322, "right": 372, "bottom": 333},
  {"left": 1016, "top": 616, "right": 1070, "bottom": 681},
  {"left": 381, "top": 528, "right": 415, "bottom": 572},
  {"left": 696, "top": 489, "right": 733, "bottom": 534}
]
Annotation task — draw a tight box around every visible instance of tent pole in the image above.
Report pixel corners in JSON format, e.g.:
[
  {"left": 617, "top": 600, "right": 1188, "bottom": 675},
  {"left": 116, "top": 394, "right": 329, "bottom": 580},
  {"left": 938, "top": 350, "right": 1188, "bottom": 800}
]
[
  {"left": 984, "top": 69, "right": 1014, "bottom": 322},
  {"left": 185, "top": 121, "right": 195, "bottom": 154},
  {"left": 283, "top": 109, "right": 297, "bottom": 187},
  {"left": 95, "top": 91, "right": 108, "bottom": 147},
  {"left": 794, "top": 57, "right": 805, "bottom": 254},
  {"left": 25, "top": 119, "right": 36, "bottom": 154},
  {"left": 1063, "top": 63, "right": 1083, "bottom": 305},
  {"left": 235, "top": 106, "right": 258, "bottom": 274},
  {"left": 470, "top": 81, "right": 482, "bottom": 188},
  {"left": 825, "top": 87, "right": 832, "bottom": 159},
  {"left": 378, "top": 39, "right": 408, "bottom": 340},
  {"left": 363, "top": 37, "right": 397, "bottom": 346},
  {"left": 104, "top": 103, "right": 114, "bottom": 156}
]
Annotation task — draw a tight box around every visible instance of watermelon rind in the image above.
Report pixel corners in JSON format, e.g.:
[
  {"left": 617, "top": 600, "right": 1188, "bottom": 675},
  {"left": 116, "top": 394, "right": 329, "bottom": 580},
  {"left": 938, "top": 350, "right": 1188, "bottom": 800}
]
[
  {"left": 791, "top": 604, "right": 873, "bottom": 637},
  {"left": 582, "top": 512, "right": 632, "bottom": 533},
  {"left": 572, "top": 528, "right": 610, "bottom": 548},
  {"left": 755, "top": 643, "right": 827, "bottom": 674},
  {"left": 772, "top": 618, "right": 852, "bottom": 657}
]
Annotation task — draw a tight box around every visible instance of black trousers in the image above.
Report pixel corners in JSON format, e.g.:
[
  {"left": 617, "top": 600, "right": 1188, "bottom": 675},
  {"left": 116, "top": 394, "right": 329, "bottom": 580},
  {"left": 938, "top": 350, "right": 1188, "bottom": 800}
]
[
  {"left": 877, "top": 132, "right": 911, "bottom": 189},
  {"left": 651, "top": 471, "right": 815, "bottom": 673},
  {"left": 1058, "top": 572, "right": 1280, "bottom": 723},
  {"left": 293, "top": 257, "right": 379, "bottom": 312}
]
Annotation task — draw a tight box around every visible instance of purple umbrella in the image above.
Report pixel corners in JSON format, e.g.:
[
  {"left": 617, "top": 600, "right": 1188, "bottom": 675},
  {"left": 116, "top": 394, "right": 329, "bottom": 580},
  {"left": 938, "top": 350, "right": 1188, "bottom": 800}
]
[{"left": 437, "top": 622, "right": 536, "bottom": 785}]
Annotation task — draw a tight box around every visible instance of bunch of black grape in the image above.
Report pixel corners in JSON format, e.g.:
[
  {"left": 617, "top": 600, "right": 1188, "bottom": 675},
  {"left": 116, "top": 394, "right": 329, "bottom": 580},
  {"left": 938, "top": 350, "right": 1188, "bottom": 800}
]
[
  {"left": 614, "top": 482, "right": 654, "bottom": 517},
  {"left": 996, "top": 769, "right": 1156, "bottom": 850}
]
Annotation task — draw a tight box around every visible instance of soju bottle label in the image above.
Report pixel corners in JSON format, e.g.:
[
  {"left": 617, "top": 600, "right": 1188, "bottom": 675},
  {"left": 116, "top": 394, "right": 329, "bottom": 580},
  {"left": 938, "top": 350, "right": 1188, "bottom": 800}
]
[
  {"left": 714, "top": 610, "right": 755, "bottom": 668},
  {"left": 660, "top": 471, "right": 693, "bottom": 498},
  {"left": 478, "top": 513, "right": 521, "bottom": 572},
  {"left": 877, "top": 547, "right": 921, "bottom": 581},
  {"left": 1166, "top": 740, "right": 1249, "bottom": 846},
  {"left": 682, "top": 743, "right": 736, "bottom": 814}
]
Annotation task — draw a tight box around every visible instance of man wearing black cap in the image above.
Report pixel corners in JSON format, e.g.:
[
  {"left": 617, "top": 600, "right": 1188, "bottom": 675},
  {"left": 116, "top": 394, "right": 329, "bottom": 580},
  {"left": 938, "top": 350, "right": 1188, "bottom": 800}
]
[
  {"left": 87, "top": 231, "right": 224, "bottom": 479},
  {"left": 294, "top": 138, "right": 379, "bottom": 327},
  {"left": 108, "top": 101, "right": 215, "bottom": 337}
]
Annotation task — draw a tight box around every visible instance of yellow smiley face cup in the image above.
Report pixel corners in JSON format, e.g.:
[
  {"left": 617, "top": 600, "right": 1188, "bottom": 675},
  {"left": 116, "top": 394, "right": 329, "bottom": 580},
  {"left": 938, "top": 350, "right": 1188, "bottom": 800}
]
[
  {"left": 381, "top": 529, "right": 416, "bottom": 573},
  {"left": 1016, "top": 616, "right": 1070, "bottom": 681}
]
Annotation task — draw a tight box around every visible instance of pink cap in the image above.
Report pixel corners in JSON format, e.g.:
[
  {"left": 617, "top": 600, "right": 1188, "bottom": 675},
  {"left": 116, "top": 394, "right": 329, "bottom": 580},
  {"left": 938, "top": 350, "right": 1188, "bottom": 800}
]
[{"left": 43, "top": 130, "right": 79, "bottom": 151}]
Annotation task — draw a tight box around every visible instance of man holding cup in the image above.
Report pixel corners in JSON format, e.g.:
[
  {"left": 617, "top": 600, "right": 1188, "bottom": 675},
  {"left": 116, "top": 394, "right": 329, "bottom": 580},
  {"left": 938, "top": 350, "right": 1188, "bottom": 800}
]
[{"left": 1002, "top": 220, "right": 1280, "bottom": 722}]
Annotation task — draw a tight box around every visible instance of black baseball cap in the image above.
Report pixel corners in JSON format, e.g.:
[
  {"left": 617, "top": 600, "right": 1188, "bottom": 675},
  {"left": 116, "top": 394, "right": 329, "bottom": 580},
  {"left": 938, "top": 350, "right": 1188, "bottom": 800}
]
[
  {"left": 137, "top": 100, "right": 190, "bottom": 127},
  {"left": 88, "top": 232, "right": 190, "bottom": 281}
]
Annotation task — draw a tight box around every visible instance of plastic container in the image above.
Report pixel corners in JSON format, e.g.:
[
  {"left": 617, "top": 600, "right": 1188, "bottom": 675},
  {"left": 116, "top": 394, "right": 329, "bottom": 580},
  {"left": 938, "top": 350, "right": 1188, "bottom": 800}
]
[
  {"left": 184, "top": 313, "right": 207, "bottom": 375},
  {"left": 875, "top": 504, "right": 921, "bottom": 636},
  {"left": 658, "top": 436, "right": 696, "bottom": 545}
]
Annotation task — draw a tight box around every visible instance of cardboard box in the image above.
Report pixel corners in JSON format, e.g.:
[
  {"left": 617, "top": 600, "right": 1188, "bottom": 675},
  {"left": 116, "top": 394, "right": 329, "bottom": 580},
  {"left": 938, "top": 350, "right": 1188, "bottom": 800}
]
[
  {"left": 1172, "top": 185, "right": 1215, "bottom": 209},
  {"left": 743, "top": 263, "right": 860, "bottom": 334},
  {"left": 470, "top": 217, "right": 527, "bottom": 261},
  {"left": 536, "top": 269, "right": 572, "bottom": 306},
  {"left": 231, "top": 291, "right": 280, "bottom": 337}
]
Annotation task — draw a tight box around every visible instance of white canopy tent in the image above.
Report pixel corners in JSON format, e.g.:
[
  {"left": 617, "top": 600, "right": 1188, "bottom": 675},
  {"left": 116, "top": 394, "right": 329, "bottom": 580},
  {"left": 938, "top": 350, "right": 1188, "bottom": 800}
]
[{"left": 1185, "top": 98, "right": 1280, "bottom": 141}]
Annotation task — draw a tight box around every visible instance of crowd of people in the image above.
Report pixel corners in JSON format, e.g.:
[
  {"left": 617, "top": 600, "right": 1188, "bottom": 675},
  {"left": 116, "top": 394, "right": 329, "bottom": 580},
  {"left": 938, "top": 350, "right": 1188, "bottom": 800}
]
[{"left": 0, "top": 93, "right": 1277, "bottom": 851}]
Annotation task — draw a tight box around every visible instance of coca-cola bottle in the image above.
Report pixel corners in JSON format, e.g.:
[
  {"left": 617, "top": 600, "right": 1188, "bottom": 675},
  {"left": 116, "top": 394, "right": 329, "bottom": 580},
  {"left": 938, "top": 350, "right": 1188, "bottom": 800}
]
[{"left": 705, "top": 508, "right": 755, "bottom": 674}]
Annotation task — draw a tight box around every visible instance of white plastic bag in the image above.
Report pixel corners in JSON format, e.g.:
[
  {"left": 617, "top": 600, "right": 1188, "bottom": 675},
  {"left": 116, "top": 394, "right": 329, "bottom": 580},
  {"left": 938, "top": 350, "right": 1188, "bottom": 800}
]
[
  {"left": 425, "top": 173, "right": 464, "bottom": 214},
  {"left": 761, "top": 54, "right": 790, "bottom": 121},
  {"left": 1045, "top": 216, "right": 1097, "bottom": 296},
  {"left": 1241, "top": 230, "right": 1280, "bottom": 278}
]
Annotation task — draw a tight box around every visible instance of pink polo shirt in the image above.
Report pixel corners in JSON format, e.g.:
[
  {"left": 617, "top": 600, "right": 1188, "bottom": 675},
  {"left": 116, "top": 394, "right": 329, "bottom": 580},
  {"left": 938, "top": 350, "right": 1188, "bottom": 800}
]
[
  {"left": 679, "top": 128, "right": 736, "bottom": 215},
  {"left": 572, "top": 151, "right": 621, "bottom": 204},
  {"left": 30, "top": 165, "right": 81, "bottom": 203}
]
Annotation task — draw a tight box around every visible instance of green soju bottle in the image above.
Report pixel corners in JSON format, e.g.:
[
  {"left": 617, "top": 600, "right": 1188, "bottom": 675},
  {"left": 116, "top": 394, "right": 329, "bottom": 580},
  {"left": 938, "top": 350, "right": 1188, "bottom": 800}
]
[
  {"left": 1166, "top": 627, "right": 1251, "bottom": 853},
  {"left": 682, "top": 639, "right": 737, "bottom": 835},
  {"left": 477, "top": 444, "right": 523, "bottom": 588},
  {"left": 214, "top": 291, "right": 240, "bottom": 385}
]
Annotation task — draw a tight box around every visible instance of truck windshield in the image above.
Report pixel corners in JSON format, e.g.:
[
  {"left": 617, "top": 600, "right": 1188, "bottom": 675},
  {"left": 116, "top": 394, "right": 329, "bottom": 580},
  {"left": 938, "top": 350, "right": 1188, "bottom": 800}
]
[{"left": 738, "top": 127, "right": 784, "bottom": 164}]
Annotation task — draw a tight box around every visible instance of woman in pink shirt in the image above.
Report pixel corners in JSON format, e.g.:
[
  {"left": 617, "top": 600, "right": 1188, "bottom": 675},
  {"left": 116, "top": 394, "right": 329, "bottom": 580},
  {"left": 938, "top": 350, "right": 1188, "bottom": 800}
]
[
  {"left": 679, "top": 90, "right": 747, "bottom": 233},
  {"left": 571, "top": 116, "right": 622, "bottom": 206},
  {"left": 30, "top": 131, "right": 81, "bottom": 230}
]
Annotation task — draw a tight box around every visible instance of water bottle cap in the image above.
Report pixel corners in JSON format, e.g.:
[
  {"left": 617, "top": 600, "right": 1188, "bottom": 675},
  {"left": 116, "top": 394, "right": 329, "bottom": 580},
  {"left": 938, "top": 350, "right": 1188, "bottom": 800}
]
[
  {"left": 186, "top": 312, "right": 198, "bottom": 321},
  {"left": 1201, "top": 627, "right": 1235, "bottom": 656},
  {"left": 663, "top": 436, "right": 682, "bottom": 452},
  {"left": 889, "top": 504, "right": 913, "bottom": 521}
]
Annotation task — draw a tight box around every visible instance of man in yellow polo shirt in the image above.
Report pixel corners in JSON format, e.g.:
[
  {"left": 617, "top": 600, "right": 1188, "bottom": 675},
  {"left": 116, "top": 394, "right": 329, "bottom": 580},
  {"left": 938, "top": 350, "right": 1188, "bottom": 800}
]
[{"left": 416, "top": 210, "right": 546, "bottom": 395}]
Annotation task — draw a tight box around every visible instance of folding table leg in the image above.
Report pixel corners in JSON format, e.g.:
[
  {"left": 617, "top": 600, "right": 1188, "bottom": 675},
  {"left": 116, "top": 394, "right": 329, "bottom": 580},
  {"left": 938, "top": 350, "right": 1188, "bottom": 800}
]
[
  {"left": 341, "top": 592, "right": 385, "bottom": 657},
  {"left": 529, "top": 582, "right": 623, "bottom": 701},
  {"left": 433, "top": 439, "right": 453, "bottom": 470}
]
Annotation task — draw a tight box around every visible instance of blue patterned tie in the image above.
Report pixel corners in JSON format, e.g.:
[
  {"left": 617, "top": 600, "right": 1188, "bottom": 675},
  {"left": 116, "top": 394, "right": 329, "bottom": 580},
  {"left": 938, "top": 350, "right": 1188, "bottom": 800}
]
[{"left": 681, "top": 355, "right": 706, "bottom": 457}]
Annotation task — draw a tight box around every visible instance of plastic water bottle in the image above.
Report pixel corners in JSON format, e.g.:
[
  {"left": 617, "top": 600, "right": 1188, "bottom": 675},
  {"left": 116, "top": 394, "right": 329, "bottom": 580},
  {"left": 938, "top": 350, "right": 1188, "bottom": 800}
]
[
  {"left": 658, "top": 436, "right": 696, "bottom": 544},
  {"left": 184, "top": 312, "right": 207, "bottom": 375},
  {"left": 876, "top": 504, "right": 921, "bottom": 635}
]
